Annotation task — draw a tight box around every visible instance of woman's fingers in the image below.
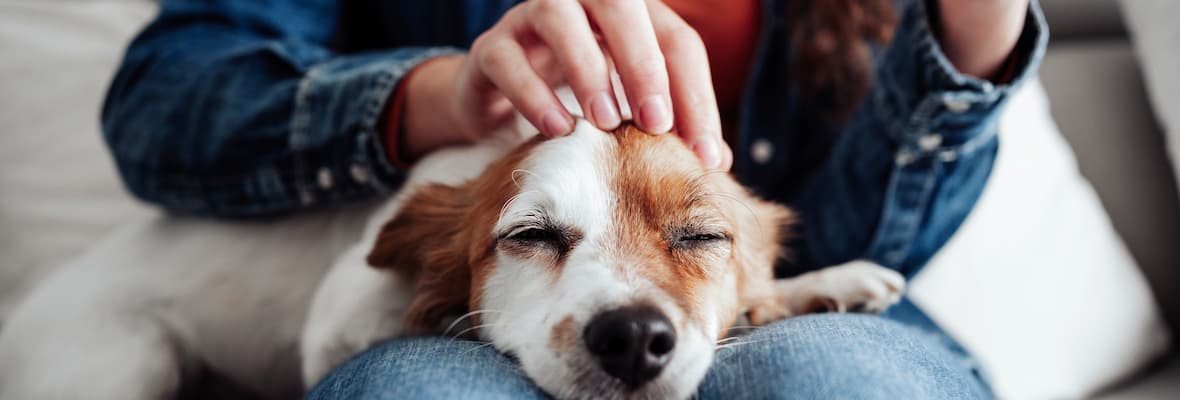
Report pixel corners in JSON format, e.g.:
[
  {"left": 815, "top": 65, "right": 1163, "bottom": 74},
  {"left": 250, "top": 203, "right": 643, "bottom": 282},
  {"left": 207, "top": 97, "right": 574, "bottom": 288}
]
[
  {"left": 720, "top": 140, "right": 734, "bottom": 170},
  {"left": 582, "top": 0, "right": 673, "bottom": 134},
  {"left": 469, "top": 10, "right": 574, "bottom": 138},
  {"left": 648, "top": 0, "right": 729, "bottom": 169},
  {"left": 463, "top": 0, "right": 730, "bottom": 170},
  {"left": 527, "top": 0, "right": 620, "bottom": 130}
]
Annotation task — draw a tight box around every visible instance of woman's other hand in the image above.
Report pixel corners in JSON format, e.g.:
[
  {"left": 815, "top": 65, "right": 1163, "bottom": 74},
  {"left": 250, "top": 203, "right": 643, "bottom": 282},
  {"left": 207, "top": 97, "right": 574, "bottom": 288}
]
[{"left": 400, "top": 0, "right": 732, "bottom": 170}]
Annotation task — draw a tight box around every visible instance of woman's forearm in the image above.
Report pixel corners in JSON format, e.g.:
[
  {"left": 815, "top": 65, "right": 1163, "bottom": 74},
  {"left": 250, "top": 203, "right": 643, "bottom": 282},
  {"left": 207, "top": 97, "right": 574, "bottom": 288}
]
[{"left": 936, "top": 0, "right": 1030, "bottom": 81}]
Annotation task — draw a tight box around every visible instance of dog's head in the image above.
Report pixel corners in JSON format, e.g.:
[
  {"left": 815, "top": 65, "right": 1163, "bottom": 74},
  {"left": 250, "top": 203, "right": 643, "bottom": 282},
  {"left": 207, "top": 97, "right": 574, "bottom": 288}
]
[{"left": 367, "top": 122, "right": 792, "bottom": 399}]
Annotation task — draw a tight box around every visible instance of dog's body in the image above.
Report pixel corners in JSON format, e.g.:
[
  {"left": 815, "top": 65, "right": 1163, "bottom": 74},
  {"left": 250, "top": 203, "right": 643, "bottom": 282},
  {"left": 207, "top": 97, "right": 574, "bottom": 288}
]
[{"left": 0, "top": 94, "right": 904, "bottom": 399}]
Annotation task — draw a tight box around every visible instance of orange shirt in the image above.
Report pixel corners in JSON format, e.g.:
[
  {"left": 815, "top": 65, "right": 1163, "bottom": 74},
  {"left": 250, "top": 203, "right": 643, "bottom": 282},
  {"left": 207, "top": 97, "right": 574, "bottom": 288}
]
[{"left": 663, "top": 0, "right": 761, "bottom": 117}]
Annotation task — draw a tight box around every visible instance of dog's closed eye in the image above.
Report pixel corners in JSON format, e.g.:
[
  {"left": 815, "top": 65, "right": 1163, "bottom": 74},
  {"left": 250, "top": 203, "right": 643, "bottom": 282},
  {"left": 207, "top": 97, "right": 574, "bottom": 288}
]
[
  {"left": 671, "top": 231, "right": 730, "bottom": 251},
  {"left": 506, "top": 227, "right": 559, "bottom": 242},
  {"left": 499, "top": 224, "right": 583, "bottom": 257}
]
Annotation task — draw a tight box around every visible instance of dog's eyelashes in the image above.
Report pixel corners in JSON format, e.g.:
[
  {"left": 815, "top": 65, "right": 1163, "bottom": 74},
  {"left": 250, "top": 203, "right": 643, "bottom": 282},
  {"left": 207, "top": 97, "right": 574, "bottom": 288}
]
[
  {"left": 509, "top": 227, "right": 557, "bottom": 242},
  {"left": 672, "top": 232, "right": 729, "bottom": 250},
  {"left": 499, "top": 225, "right": 581, "bottom": 256},
  {"left": 679, "top": 233, "right": 725, "bottom": 242}
]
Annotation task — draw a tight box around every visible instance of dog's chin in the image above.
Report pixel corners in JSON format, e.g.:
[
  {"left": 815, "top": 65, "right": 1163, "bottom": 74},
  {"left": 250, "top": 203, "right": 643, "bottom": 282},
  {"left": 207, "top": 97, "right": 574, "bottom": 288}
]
[{"left": 513, "top": 334, "right": 715, "bottom": 400}]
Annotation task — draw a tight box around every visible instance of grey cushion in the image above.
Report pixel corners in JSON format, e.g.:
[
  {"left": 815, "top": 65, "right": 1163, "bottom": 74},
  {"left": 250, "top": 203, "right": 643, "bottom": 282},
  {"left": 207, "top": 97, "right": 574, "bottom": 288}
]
[
  {"left": 1040, "top": 0, "right": 1126, "bottom": 39},
  {"left": 1099, "top": 356, "right": 1180, "bottom": 399}
]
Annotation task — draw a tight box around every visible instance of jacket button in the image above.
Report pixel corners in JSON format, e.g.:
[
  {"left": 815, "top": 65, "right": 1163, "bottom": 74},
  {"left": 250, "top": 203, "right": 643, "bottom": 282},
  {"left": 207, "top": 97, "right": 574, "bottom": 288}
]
[
  {"left": 349, "top": 164, "right": 369, "bottom": 183},
  {"left": 751, "top": 139, "right": 774, "bottom": 165},
  {"left": 945, "top": 98, "right": 970, "bottom": 113},
  {"left": 919, "top": 134, "right": 942, "bottom": 151},
  {"left": 317, "top": 168, "right": 334, "bottom": 189}
]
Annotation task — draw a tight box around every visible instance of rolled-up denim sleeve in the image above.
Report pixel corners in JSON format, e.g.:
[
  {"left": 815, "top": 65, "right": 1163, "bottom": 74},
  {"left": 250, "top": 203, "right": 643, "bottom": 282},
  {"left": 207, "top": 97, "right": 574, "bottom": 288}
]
[
  {"left": 101, "top": 0, "right": 463, "bottom": 217},
  {"left": 795, "top": 0, "right": 1048, "bottom": 276}
]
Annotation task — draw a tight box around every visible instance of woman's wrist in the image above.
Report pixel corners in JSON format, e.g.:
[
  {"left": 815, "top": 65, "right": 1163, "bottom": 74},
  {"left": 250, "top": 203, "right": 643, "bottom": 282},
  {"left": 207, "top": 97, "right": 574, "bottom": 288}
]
[
  {"left": 399, "top": 55, "right": 467, "bottom": 162},
  {"left": 936, "top": 0, "right": 1029, "bottom": 82}
]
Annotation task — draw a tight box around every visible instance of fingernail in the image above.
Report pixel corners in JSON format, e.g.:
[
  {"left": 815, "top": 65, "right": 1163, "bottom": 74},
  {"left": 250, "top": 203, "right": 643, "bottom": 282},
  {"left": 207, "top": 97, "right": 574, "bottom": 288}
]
[
  {"left": 694, "top": 138, "right": 721, "bottom": 169},
  {"left": 639, "top": 96, "right": 672, "bottom": 134},
  {"left": 590, "top": 92, "right": 621, "bottom": 130},
  {"left": 541, "top": 109, "right": 572, "bottom": 137}
]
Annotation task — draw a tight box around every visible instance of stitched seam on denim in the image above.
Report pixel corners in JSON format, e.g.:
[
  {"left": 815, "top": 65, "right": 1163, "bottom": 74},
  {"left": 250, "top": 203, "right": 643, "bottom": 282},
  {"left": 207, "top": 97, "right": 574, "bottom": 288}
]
[
  {"left": 872, "top": 76, "right": 904, "bottom": 144},
  {"left": 292, "top": 60, "right": 320, "bottom": 205},
  {"left": 912, "top": 0, "right": 993, "bottom": 93},
  {"left": 866, "top": 161, "right": 940, "bottom": 266},
  {"left": 353, "top": 69, "right": 395, "bottom": 193}
]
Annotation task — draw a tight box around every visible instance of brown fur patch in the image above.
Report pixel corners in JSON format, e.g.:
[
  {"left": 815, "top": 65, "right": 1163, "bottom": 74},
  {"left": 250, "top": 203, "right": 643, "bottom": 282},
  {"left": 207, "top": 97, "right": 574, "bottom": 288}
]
[
  {"left": 366, "top": 137, "right": 546, "bottom": 334},
  {"left": 548, "top": 315, "right": 579, "bottom": 354},
  {"left": 606, "top": 125, "right": 794, "bottom": 334}
]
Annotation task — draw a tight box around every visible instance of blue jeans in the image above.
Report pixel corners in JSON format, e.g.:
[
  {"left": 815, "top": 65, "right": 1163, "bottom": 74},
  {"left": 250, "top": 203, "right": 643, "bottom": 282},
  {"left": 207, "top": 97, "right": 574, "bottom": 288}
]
[{"left": 307, "top": 300, "right": 991, "bottom": 399}]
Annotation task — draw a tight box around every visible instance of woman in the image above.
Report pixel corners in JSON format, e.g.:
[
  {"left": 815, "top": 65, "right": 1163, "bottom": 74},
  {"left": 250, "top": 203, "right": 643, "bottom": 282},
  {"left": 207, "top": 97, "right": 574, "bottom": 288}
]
[{"left": 102, "top": 0, "right": 1045, "bottom": 397}]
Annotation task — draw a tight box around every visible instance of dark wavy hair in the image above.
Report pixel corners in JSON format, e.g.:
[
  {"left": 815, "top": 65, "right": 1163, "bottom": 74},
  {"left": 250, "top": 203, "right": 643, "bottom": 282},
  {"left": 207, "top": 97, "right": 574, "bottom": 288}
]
[{"left": 788, "top": 0, "right": 898, "bottom": 123}]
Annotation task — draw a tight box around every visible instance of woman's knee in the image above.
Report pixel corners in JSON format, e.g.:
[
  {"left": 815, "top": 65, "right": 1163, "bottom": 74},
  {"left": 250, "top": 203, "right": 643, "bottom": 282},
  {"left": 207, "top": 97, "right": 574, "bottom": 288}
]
[
  {"left": 306, "top": 337, "right": 547, "bottom": 400},
  {"left": 700, "top": 314, "right": 991, "bottom": 399}
]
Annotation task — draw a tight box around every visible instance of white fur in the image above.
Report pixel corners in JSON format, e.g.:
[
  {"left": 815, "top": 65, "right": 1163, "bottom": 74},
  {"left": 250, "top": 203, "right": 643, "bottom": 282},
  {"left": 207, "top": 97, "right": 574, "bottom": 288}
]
[
  {"left": 777, "top": 260, "right": 906, "bottom": 313},
  {"left": 300, "top": 132, "right": 522, "bottom": 386}
]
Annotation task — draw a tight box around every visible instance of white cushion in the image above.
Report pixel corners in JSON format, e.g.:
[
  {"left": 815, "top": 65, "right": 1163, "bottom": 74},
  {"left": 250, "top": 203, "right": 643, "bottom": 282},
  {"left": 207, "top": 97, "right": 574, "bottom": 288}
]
[
  {"left": 1120, "top": 0, "right": 1180, "bottom": 201},
  {"left": 909, "top": 79, "right": 1172, "bottom": 399}
]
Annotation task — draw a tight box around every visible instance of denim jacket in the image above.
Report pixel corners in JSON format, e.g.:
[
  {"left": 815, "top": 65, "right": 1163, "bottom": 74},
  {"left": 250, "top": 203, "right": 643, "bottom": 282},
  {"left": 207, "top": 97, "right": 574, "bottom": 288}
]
[{"left": 102, "top": 0, "right": 1047, "bottom": 274}]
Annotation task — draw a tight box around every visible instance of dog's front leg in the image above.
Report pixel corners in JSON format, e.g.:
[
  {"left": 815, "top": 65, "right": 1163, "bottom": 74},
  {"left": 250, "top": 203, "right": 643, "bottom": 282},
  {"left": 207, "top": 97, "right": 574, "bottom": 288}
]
[{"left": 747, "top": 260, "right": 906, "bottom": 325}]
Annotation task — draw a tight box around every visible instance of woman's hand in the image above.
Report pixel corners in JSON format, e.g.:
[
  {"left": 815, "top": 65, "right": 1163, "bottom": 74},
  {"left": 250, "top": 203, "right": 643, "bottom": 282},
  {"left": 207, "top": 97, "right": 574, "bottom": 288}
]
[{"left": 401, "top": 0, "right": 732, "bottom": 170}]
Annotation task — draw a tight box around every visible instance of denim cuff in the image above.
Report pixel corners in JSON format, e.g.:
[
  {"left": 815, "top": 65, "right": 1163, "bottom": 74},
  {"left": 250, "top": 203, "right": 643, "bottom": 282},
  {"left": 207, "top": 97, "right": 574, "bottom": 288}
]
[
  {"left": 875, "top": 0, "right": 1048, "bottom": 164},
  {"left": 290, "top": 47, "right": 464, "bottom": 206}
]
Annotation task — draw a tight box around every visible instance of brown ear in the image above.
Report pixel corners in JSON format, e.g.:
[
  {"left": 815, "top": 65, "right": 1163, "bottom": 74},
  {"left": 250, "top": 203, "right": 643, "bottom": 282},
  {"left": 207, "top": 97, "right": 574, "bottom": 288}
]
[
  {"left": 732, "top": 195, "right": 796, "bottom": 325},
  {"left": 367, "top": 183, "right": 472, "bottom": 334}
]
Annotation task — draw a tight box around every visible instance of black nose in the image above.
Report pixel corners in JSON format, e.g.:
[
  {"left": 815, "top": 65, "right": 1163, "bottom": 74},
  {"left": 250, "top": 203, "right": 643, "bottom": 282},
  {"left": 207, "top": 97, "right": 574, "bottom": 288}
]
[{"left": 583, "top": 305, "right": 677, "bottom": 388}]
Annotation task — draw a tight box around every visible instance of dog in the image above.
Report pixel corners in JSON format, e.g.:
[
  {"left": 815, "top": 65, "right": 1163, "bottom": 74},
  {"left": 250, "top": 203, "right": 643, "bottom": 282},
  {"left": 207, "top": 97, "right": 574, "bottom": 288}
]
[
  {"left": 299, "top": 110, "right": 906, "bottom": 398},
  {"left": 0, "top": 92, "right": 903, "bottom": 400}
]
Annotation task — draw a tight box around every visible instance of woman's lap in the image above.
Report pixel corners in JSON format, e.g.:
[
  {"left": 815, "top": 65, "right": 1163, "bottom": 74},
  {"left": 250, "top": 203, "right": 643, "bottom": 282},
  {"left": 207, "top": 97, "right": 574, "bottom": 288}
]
[{"left": 307, "top": 304, "right": 991, "bottom": 399}]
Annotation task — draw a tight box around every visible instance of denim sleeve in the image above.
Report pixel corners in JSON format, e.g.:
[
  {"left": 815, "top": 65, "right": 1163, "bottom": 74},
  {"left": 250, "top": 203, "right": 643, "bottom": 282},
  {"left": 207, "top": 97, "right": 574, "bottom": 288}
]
[
  {"left": 101, "top": 0, "right": 464, "bottom": 217},
  {"left": 795, "top": 0, "right": 1048, "bottom": 277}
]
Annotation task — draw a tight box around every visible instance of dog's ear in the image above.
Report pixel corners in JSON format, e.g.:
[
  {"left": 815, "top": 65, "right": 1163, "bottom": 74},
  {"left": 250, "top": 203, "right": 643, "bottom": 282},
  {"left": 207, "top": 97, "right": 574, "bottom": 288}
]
[
  {"left": 367, "top": 183, "right": 473, "bottom": 334},
  {"left": 730, "top": 193, "right": 796, "bottom": 325}
]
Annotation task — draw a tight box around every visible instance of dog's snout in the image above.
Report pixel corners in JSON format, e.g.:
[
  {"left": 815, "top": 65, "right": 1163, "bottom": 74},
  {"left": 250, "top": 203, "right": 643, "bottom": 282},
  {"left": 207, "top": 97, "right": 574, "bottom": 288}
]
[{"left": 583, "top": 305, "right": 676, "bottom": 388}]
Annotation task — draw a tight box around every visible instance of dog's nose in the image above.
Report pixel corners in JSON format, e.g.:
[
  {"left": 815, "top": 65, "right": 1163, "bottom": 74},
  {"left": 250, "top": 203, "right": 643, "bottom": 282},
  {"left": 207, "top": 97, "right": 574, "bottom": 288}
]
[{"left": 583, "top": 305, "right": 677, "bottom": 388}]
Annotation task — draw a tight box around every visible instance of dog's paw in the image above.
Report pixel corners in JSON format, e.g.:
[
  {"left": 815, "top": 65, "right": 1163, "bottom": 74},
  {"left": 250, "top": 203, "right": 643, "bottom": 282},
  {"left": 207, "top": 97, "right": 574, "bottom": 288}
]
[{"left": 778, "top": 260, "right": 905, "bottom": 315}]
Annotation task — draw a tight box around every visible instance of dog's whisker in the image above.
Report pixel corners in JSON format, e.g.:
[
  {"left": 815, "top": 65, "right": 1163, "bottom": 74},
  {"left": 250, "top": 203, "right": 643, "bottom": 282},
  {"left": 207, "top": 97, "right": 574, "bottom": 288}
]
[
  {"left": 448, "top": 323, "right": 507, "bottom": 342},
  {"left": 442, "top": 309, "right": 508, "bottom": 337},
  {"left": 461, "top": 341, "right": 497, "bottom": 355},
  {"left": 715, "top": 337, "right": 777, "bottom": 351},
  {"left": 698, "top": 191, "right": 766, "bottom": 239},
  {"left": 509, "top": 169, "right": 537, "bottom": 188},
  {"left": 715, "top": 336, "right": 743, "bottom": 345}
]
